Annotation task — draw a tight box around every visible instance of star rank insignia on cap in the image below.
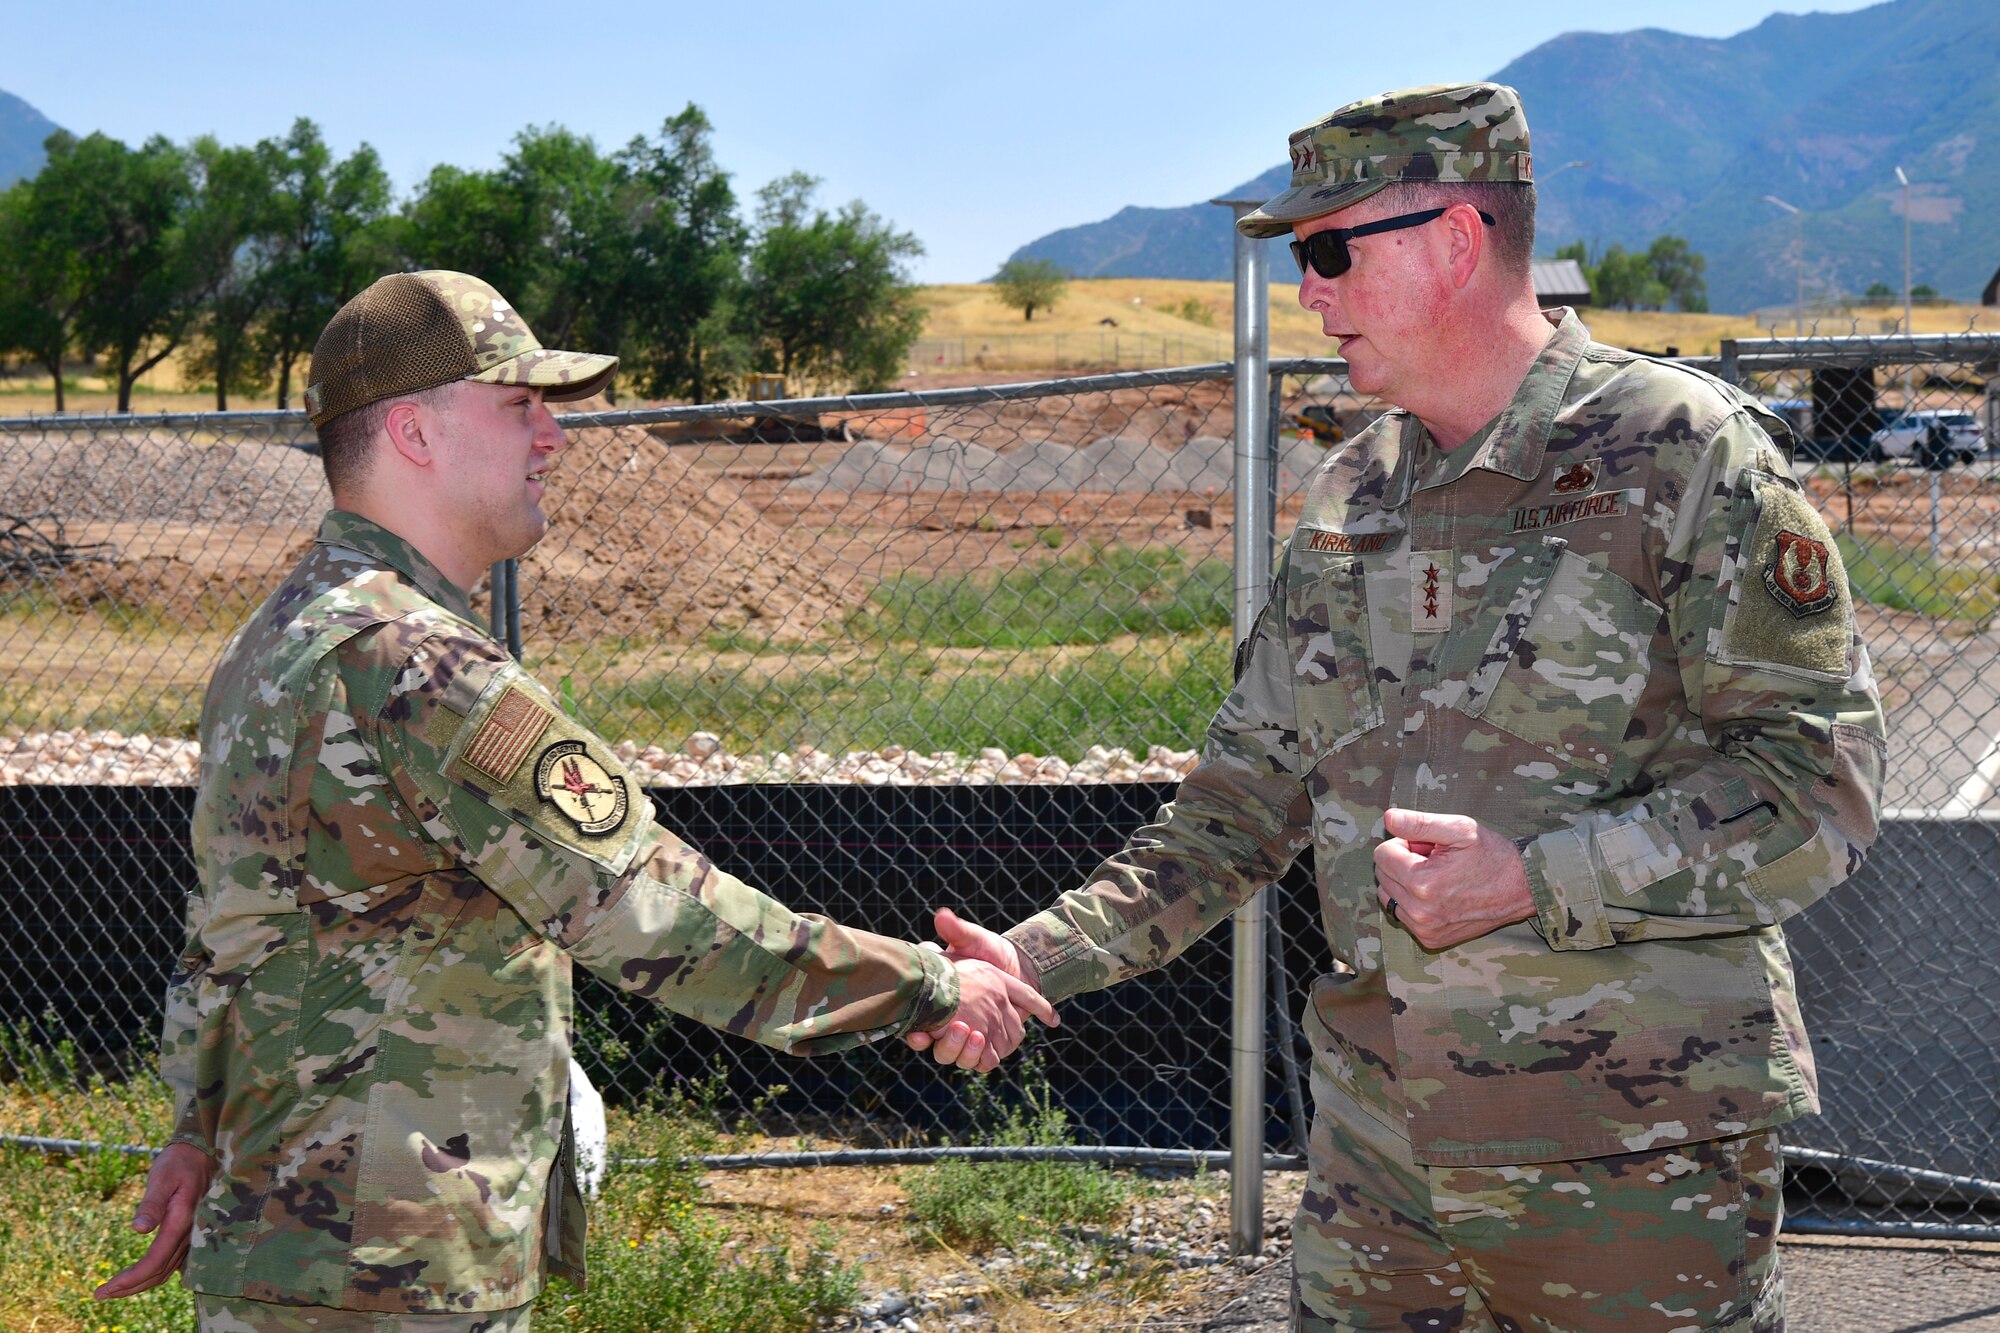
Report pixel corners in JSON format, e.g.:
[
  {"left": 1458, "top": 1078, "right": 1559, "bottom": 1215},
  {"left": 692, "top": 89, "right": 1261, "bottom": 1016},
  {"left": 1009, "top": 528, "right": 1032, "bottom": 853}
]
[
  {"left": 1411, "top": 552, "right": 1452, "bottom": 632},
  {"left": 1764, "top": 530, "right": 1836, "bottom": 618},
  {"left": 535, "top": 740, "right": 631, "bottom": 836}
]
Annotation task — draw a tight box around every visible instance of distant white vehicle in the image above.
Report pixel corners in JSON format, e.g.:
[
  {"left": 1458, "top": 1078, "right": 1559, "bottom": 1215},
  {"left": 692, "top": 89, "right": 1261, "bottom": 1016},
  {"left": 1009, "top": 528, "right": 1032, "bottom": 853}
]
[{"left": 1872, "top": 409, "right": 1984, "bottom": 466}]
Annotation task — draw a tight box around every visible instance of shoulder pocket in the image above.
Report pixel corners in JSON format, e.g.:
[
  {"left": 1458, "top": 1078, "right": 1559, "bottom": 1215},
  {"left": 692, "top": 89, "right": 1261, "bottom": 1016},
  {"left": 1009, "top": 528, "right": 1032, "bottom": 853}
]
[
  {"left": 440, "top": 669, "right": 648, "bottom": 878},
  {"left": 1711, "top": 470, "right": 1854, "bottom": 683}
]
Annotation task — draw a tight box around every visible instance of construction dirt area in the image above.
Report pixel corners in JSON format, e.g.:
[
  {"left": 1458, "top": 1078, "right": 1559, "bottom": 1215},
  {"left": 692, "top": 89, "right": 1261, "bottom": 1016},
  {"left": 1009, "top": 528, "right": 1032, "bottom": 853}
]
[
  {"left": 1, "top": 377, "right": 1334, "bottom": 643},
  {"left": 2, "top": 377, "right": 1996, "bottom": 741}
]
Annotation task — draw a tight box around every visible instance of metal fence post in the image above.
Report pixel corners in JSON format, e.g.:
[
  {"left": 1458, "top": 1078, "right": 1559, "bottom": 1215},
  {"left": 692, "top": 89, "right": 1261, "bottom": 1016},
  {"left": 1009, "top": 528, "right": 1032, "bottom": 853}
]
[
  {"left": 1218, "top": 197, "right": 1272, "bottom": 1256},
  {"left": 489, "top": 558, "right": 522, "bottom": 660}
]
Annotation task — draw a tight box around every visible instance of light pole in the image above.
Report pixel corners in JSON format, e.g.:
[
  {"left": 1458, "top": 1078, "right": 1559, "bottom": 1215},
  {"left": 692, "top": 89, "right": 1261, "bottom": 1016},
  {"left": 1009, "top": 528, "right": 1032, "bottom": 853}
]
[
  {"left": 1764, "top": 195, "right": 1804, "bottom": 334},
  {"left": 1894, "top": 166, "right": 1915, "bottom": 421},
  {"left": 1895, "top": 166, "right": 1912, "bottom": 335}
]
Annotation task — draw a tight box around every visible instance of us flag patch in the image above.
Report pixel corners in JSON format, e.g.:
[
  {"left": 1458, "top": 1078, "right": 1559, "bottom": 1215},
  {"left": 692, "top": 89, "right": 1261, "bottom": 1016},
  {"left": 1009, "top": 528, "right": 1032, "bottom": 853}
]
[{"left": 462, "top": 687, "right": 552, "bottom": 783}]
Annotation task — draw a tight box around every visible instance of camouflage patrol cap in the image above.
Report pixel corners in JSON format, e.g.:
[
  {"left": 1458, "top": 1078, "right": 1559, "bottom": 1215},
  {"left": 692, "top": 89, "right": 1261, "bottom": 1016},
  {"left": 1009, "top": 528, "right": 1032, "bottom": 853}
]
[
  {"left": 305, "top": 270, "right": 618, "bottom": 427},
  {"left": 1236, "top": 82, "right": 1532, "bottom": 239}
]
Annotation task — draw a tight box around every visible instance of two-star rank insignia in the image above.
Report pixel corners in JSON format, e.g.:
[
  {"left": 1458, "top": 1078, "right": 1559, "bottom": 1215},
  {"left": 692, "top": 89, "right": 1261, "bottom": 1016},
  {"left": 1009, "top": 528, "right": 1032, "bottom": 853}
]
[
  {"left": 1411, "top": 551, "right": 1452, "bottom": 632},
  {"left": 535, "top": 740, "right": 631, "bottom": 836},
  {"left": 1764, "top": 530, "right": 1836, "bottom": 618}
]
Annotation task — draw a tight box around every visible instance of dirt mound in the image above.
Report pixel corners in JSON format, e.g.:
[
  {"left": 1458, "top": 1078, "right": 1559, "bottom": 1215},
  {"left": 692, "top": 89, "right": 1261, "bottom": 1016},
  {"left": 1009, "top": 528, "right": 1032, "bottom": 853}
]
[
  {"left": 1, "top": 427, "right": 326, "bottom": 525},
  {"left": 2, "top": 411, "right": 858, "bottom": 643},
  {"left": 785, "top": 432, "right": 1329, "bottom": 498},
  {"left": 527, "top": 422, "right": 856, "bottom": 640},
  {"left": 920, "top": 377, "right": 1236, "bottom": 450}
]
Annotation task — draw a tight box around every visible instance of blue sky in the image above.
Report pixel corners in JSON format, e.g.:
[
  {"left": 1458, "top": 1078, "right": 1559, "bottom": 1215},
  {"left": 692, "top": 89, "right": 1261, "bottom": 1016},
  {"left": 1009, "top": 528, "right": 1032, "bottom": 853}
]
[{"left": 0, "top": 0, "right": 1883, "bottom": 282}]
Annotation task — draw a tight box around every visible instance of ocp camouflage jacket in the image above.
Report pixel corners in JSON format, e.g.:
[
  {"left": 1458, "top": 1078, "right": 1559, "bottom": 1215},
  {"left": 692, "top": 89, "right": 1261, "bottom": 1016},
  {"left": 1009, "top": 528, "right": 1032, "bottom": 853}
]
[
  {"left": 163, "top": 512, "right": 959, "bottom": 1313},
  {"left": 1007, "top": 312, "right": 1886, "bottom": 1165}
]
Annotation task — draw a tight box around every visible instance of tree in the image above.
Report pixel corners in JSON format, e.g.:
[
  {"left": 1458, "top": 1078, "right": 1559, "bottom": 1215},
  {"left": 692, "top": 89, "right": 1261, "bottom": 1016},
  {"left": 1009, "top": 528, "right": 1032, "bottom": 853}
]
[
  {"left": 616, "top": 107, "right": 750, "bottom": 403},
  {"left": 403, "top": 125, "right": 627, "bottom": 399},
  {"left": 399, "top": 160, "right": 535, "bottom": 299},
  {"left": 743, "top": 173, "right": 925, "bottom": 392},
  {"left": 1865, "top": 281, "right": 1896, "bottom": 299},
  {"left": 1644, "top": 235, "right": 1707, "bottom": 313},
  {"left": 256, "top": 120, "right": 394, "bottom": 410},
  {"left": 402, "top": 109, "right": 748, "bottom": 403},
  {"left": 993, "top": 257, "right": 1067, "bottom": 321},
  {"left": 1912, "top": 284, "right": 1938, "bottom": 299},
  {"left": 181, "top": 136, "right": 280, "bottom": 410},
  {"left": 1590, "top": 245, "right": 1666, "bottom": 311},
  {"left": 56, "top": 132, "right": 206, "bottom": 413},
  {"left": 0, "top": 135, "right": 92, "bottom": 412},
  {"left": 1552, "top": 236, "right": 1705, "bottom": 312}
]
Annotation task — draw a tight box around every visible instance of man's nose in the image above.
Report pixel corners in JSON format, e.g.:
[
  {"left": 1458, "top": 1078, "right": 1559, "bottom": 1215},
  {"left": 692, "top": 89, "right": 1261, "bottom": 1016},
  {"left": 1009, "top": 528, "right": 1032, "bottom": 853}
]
[
  {"left": 534, "top": 402, "right": 567, "bottom": 454},
  {"left": 1298, "top": 270, "right": 1339, "bottom": 315}
]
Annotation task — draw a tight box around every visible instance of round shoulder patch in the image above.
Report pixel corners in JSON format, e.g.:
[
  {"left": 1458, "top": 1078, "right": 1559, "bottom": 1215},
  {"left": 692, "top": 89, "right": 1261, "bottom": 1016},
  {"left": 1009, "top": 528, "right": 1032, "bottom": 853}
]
[{"left": 535, "top": 740, "right": 631, "bottom": 836}]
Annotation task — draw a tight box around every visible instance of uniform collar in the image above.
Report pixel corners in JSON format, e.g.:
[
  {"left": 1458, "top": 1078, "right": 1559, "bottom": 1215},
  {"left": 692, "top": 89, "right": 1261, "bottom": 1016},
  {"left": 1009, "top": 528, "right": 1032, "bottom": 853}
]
[
  {"left": 316, "top": 511, "right": 479, "bottom": 622},
  {"left": 1399, "top": 308, "right": 1590, "bottom": 499}
]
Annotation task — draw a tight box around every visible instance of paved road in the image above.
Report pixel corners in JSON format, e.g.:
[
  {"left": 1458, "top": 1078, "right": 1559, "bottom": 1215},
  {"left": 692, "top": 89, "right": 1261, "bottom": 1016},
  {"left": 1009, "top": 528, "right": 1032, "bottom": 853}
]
[{"left": 1200, "top": 1236, "right": 2000, "bottom": 1331}]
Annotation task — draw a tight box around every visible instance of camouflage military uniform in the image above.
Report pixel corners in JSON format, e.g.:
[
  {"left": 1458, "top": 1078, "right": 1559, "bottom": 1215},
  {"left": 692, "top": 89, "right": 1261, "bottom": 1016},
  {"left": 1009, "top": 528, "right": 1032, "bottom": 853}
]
[
  {"left": 1006, "top": 311, "right": 1884, "bottom": 1328},
  {"left": 163, "top": 512, "right": 960, "bottom": 1317}
]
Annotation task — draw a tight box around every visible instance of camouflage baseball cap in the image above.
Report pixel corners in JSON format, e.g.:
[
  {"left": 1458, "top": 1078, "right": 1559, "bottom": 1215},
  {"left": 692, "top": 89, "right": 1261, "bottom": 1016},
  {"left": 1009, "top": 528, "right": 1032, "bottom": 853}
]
[
  {"left": 1236, "top": 83, "right": 1532, "bottom": 239},
  {"left": 305, "top": 270, "right": 618, "bottom": 427}
]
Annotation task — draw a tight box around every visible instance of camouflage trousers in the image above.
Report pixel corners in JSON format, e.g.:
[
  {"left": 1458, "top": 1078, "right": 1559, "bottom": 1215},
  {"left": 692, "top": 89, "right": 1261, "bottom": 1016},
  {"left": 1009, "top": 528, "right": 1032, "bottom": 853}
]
[
  {"left": 1293, "top": 1058, "right": 1784, "bottom": 1331},
  {"left": 195, "top": 1294, "right": 533, "bottom": 1332}
]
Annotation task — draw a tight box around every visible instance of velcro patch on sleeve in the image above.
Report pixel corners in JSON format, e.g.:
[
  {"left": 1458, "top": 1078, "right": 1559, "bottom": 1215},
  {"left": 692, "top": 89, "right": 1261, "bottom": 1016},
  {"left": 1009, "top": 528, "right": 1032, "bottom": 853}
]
[
  {"left": 460, "top": 686, "right": 552, "bottom": 783},
  {"left": 1717, "top": 473, "right": 1853, "bottom": 679},
  {"left": 444, "top": 672, "right": 646, "bottom": 863}
]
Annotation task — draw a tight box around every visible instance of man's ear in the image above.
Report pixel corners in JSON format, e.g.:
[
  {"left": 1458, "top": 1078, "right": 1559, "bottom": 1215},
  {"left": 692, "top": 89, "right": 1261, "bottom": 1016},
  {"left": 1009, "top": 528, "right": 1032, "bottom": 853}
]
[
  {"left": 1445, "top": 202, "right": 1485, "bottom": 289},
  {"left": 382, "top": 398, "right": 434, "bottom": 469}
]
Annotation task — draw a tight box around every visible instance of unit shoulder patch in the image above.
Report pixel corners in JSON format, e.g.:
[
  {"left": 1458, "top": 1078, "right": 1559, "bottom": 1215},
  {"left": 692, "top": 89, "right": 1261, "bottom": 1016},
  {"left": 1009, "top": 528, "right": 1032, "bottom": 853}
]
[
  {"left": 1764, "top": 530, "right": 1836, "bottom": 618},
  {"left": 535, "top": 739, "right": 631, "bottom": 836},
  {"left": 1715, "top": 472, "right": 1853, "bottom": 679}
]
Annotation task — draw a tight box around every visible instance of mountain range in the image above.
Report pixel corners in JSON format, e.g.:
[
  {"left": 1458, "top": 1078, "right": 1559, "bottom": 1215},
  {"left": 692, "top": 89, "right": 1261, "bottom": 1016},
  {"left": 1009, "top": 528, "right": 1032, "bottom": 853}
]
[
  {"left": 1003, "top": 0, "right": 2000, "bottom": 313},
  {"left": 0, "top": 89, "right": 60, "bottom": 188}
]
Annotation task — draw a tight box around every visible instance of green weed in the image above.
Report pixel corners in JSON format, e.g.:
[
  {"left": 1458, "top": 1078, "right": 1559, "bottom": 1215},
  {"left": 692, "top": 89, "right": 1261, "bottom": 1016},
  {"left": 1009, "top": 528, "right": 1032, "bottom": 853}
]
[
  {"left": 572, "top": 632, "right": 1230, "bottom": 757},
  {"left": 538, "top": 1076, "right": 857, "bottom": 1332},
  {"left": 900, "top": 1054, "right": 1132, "bottom": 1255},
  {"left": 852, "top": 543, "right": 1232, "bottom": 649},
  {"left": 1838, "top": 533, "right": 2000, "bottom": 624}
]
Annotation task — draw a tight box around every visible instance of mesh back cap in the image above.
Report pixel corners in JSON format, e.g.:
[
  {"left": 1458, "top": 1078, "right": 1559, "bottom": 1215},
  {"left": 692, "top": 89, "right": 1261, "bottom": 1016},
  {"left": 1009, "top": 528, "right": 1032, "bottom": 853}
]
[{"left": 305, "top": 270, "right": 618, "bottom": 426}]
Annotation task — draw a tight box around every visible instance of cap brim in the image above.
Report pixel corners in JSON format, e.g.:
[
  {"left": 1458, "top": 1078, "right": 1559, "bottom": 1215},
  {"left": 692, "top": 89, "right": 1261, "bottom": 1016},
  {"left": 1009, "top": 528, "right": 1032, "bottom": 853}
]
[
  {"left": 1236, "top": 178, "right": 1390, "bottom": 238},
  {"left": 469, "top": 348, "right": 620, "bottom": 402}
]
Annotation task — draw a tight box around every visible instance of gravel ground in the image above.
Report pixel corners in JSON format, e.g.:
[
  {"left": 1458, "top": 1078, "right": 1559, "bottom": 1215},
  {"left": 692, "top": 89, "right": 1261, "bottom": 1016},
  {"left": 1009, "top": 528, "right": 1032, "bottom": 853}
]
[
  {"left": 0, "top": 729, "right": 1199, "bottom": 787},
  {"left": 1194, "top": 1229, "right": 2000, "bottom": 1332}
]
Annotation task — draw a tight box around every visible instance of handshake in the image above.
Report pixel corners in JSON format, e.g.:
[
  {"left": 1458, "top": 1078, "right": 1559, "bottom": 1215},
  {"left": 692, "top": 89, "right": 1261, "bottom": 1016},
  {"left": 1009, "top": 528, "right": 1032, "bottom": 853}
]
[{"left": 908, "top": 908, "right": 1055, "bottom": 1073}]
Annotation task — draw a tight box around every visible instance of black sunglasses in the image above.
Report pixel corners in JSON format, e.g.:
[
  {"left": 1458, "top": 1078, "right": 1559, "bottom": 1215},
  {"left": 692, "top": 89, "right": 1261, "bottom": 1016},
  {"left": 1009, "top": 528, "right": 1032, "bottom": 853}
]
[{"left": 1288, "top": 206, "right": 1497, "bottom": 280}]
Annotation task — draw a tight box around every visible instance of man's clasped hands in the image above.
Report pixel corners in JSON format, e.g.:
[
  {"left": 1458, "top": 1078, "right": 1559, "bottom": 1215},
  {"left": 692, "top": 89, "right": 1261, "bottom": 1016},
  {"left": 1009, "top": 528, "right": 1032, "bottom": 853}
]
[
  {"left": 909, "top": 909, "right": 1050, "bottom": 1072},
  {"left": 913, "top": 808, "right": 1539, "bottom": 1072}
]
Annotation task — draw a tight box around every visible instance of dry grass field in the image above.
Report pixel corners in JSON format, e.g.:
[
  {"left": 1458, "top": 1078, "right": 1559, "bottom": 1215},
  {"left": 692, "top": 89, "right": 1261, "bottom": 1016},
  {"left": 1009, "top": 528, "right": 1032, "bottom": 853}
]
[
  {"left": 7, "top": 287, "right": 1988, "bottom": 416},
  {"left": 920, "top": 280, "right": 1997, "bottom": 363}
]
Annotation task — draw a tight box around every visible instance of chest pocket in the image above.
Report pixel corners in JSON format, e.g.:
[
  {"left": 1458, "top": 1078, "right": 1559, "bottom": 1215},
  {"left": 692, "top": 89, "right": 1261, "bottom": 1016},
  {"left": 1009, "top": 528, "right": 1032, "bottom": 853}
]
[
  {"left": 1285, "top": 552, "right": 1385, "bottom": 759},
  {"left": 1458, "top": 538, "right": 1660, "bottom": 775}
]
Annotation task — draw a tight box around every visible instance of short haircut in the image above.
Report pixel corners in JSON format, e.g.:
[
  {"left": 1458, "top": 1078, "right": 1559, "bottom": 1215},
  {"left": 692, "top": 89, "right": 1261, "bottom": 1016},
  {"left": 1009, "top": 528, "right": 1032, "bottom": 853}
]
[
  {"left": 1369, "top": 180, "right": 1537, "bottom": 280},
  {"left": 315, "top": 381, "right": 459, "bottom": 497}
]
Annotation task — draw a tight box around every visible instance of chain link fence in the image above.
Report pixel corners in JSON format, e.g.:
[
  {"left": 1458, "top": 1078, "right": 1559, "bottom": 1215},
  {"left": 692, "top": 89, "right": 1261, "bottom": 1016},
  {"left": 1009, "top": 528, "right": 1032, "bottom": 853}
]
[
  {"left": 909, "top": 329, "right": 1231, "bottom": 375},
  {"left": 2, "top": 334, "right": 1997, "bottom": 1241}
]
